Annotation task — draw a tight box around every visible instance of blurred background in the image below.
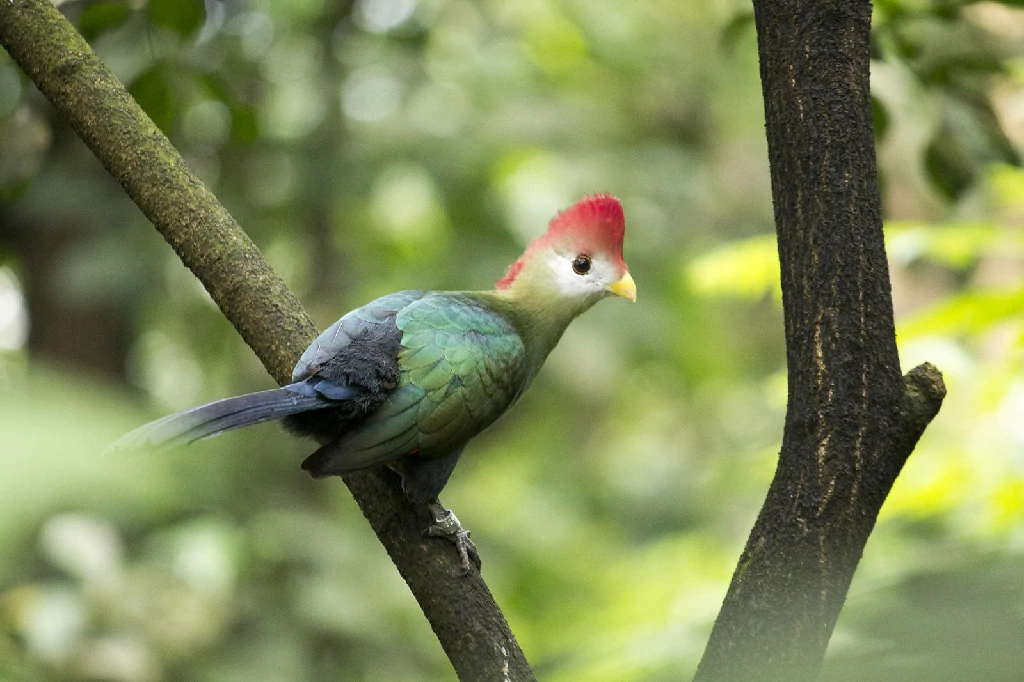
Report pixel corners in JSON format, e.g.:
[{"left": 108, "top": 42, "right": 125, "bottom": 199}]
[{"left": 2, "top": 0, "right": 1024, "bottom": 679}]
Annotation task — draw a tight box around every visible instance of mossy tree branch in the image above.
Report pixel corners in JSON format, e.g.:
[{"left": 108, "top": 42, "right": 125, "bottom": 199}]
[
  {"left": 694, "top": 3, "right": 945, "bottom": 680},
  {"left": 0, "top": 1, "right": 534, "bottom": 679}
]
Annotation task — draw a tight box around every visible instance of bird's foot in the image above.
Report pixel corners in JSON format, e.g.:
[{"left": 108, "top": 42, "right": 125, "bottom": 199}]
[{"left": 425, "top": 501, "right": 480, "bottom": 575}]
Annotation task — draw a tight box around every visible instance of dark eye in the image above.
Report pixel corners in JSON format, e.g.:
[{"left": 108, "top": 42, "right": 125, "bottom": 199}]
[{"left": 572, "top": 254, "right": 592, "bottom": 275}]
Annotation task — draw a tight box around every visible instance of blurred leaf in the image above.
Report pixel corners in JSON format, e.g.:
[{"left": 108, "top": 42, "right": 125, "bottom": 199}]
[
  {"left": 230, "top": 106, "right": 259, "bottom": 144},
  {"left": 129, "top": 66, "right": 175, "bottom": 134},
  {"left": 76, "top": 1, "right": 132, "bottom": 42},
  {"left": 921, "top": 54, "right": 1006, "bottom": 84},
  {"left": 523, "top": 16, "right": 592, "bottom": 84},
  {"left": 690, "top": 223, "right": 1024, "bottom": 304},
  {"left": 0, "top": 176, "right": 32, "bottom": 204},
  {"left": 871, "top": 95, "right": 889, "bottom": 140},
  {"left": 989, "top": 164, "right": 1024, "bottom": 211},
  {"left": 886, "top": 221, "right": 1024, "bottom": 268},
  {"left": 924, "top": 129, "right": 975, "bottom": 200},
  {"left": 719, "top": 11, "right": 754, "bottom": 54},
  {"left": 892, "top": 28, "right": 922, "bottom": 61},
  {"left": 898, "top": 287, "right": 1024, "bottom": 339},
  {"left": 0, "top": 108, "right": 51, "bottom": 200},
  {"left": 686, "top": 235, "right": 779, "bottom": 301},
  {"left": 147, "top": 0, "right": 205, "bottom": 39},
  {"left": 199, "top": 74, "right": 260, "bottom": 143}
]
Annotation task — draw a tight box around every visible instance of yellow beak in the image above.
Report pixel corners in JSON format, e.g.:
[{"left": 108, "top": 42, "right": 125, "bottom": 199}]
[{"left": 607, "top": 271, "right": 637, "bottom": 302}]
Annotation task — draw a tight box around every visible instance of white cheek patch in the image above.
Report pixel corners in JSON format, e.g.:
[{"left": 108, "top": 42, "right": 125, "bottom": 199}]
[{"left": 546, "top": 252, "right": 615, "bottom": 298}]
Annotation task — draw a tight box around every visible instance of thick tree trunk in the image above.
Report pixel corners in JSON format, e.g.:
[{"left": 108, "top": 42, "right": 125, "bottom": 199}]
[
  {"left": 0, "top": 1, "right": 534, "bottom": 680},
  {"left": 695, "top": 3, "right": 945, "bottom": 680}
]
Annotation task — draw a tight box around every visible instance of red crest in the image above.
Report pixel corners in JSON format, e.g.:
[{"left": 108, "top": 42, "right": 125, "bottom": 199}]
[{"left": 497, "top": 194, "right": 626, "bottom": 289}]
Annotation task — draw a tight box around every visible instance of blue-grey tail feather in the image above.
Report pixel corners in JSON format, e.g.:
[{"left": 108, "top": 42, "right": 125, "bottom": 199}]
[{"left": 111, "top": 382, "right": 348, "bottom": 451}]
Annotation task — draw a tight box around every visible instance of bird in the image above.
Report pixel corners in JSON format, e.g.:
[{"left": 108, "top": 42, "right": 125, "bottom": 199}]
[{"left": 113, "top": 194, "right": 636, "bottom": 573}]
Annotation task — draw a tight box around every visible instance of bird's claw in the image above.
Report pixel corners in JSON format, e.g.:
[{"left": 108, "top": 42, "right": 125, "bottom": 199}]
[{"left": 425, "top": 502, "right": 481, "bottom": 575}]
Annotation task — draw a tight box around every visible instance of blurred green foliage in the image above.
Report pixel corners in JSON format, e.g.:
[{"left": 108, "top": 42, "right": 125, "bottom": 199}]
[{"left": 2, "top": 0, "right": 1024, "bottom": 679}]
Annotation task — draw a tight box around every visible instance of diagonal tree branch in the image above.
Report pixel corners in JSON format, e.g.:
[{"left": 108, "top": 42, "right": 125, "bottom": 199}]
[
  {"left": 0, "top": 1, "right": 534, "bottom": 679},
  {"left": 695, "top": 2, "right": 945, "bottom": 680}
]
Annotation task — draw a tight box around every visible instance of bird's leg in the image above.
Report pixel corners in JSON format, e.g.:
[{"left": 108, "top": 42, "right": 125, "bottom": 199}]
[{"left": 425, "top": 499, "right": 480, "bottom": 575}]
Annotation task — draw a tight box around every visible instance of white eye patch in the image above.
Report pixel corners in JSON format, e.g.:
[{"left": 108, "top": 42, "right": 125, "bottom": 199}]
[{"left": 545, "top": 251, "right": 617, "bottom": 298}]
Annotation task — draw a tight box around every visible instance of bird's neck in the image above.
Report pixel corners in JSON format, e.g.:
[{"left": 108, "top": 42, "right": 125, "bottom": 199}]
[{"left": 475, "top": 277, "right": 596, "bottom": 379}]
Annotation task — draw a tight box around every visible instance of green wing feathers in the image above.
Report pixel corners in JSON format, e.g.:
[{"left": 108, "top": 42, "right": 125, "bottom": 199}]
[
  {"left": 401, "top": 294, "right": 527, "bottom": 431},
  {"left": 332, "top": 294, "right": 527, "bottom": 466}
]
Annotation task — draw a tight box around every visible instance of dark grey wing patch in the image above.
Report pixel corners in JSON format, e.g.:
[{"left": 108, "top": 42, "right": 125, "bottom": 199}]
[
  {"left": 285, "top": 291, "right": 426, "bottom": 442},
  {"left": 292, "top": 290, "right": 426, "bottom": 382}
]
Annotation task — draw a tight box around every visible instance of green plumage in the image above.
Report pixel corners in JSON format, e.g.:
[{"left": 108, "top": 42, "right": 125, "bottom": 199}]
[
  {"left": 292, "top": 291, "right": 548, "bottom": 491},
  {"left": 114, "top": 194, "right": 631, "bottom": 571}
]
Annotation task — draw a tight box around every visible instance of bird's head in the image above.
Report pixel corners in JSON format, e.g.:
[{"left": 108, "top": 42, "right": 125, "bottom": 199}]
[{"left": 496, "top": 194, "right": 636, "bottom": 307}]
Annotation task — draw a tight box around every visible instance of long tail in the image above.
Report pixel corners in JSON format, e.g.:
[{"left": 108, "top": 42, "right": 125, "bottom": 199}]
[{"left": 111, "top": 382, "right": 350, "bottom": 451}]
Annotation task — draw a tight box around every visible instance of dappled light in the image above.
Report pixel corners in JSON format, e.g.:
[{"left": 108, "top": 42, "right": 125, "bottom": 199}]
[{"left": 2, "top": 0, "right": 1024, "bottom": 679}]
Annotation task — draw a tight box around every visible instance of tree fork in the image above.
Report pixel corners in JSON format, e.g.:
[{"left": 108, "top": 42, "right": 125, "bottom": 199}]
[
  {"left": 0, "top": 1, "right": 534, "bottom": 679},
  {"left": 695, "top": 2, "right": 945, "bottom": 680}
]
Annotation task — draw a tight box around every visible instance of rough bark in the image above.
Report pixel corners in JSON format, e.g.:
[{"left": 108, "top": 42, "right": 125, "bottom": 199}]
[
  {"left": 0, "top": 1, "right": 533, "bottom": 679},
  {"left": 694, "top": 3, "right": 945, "bottom": 680}
]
